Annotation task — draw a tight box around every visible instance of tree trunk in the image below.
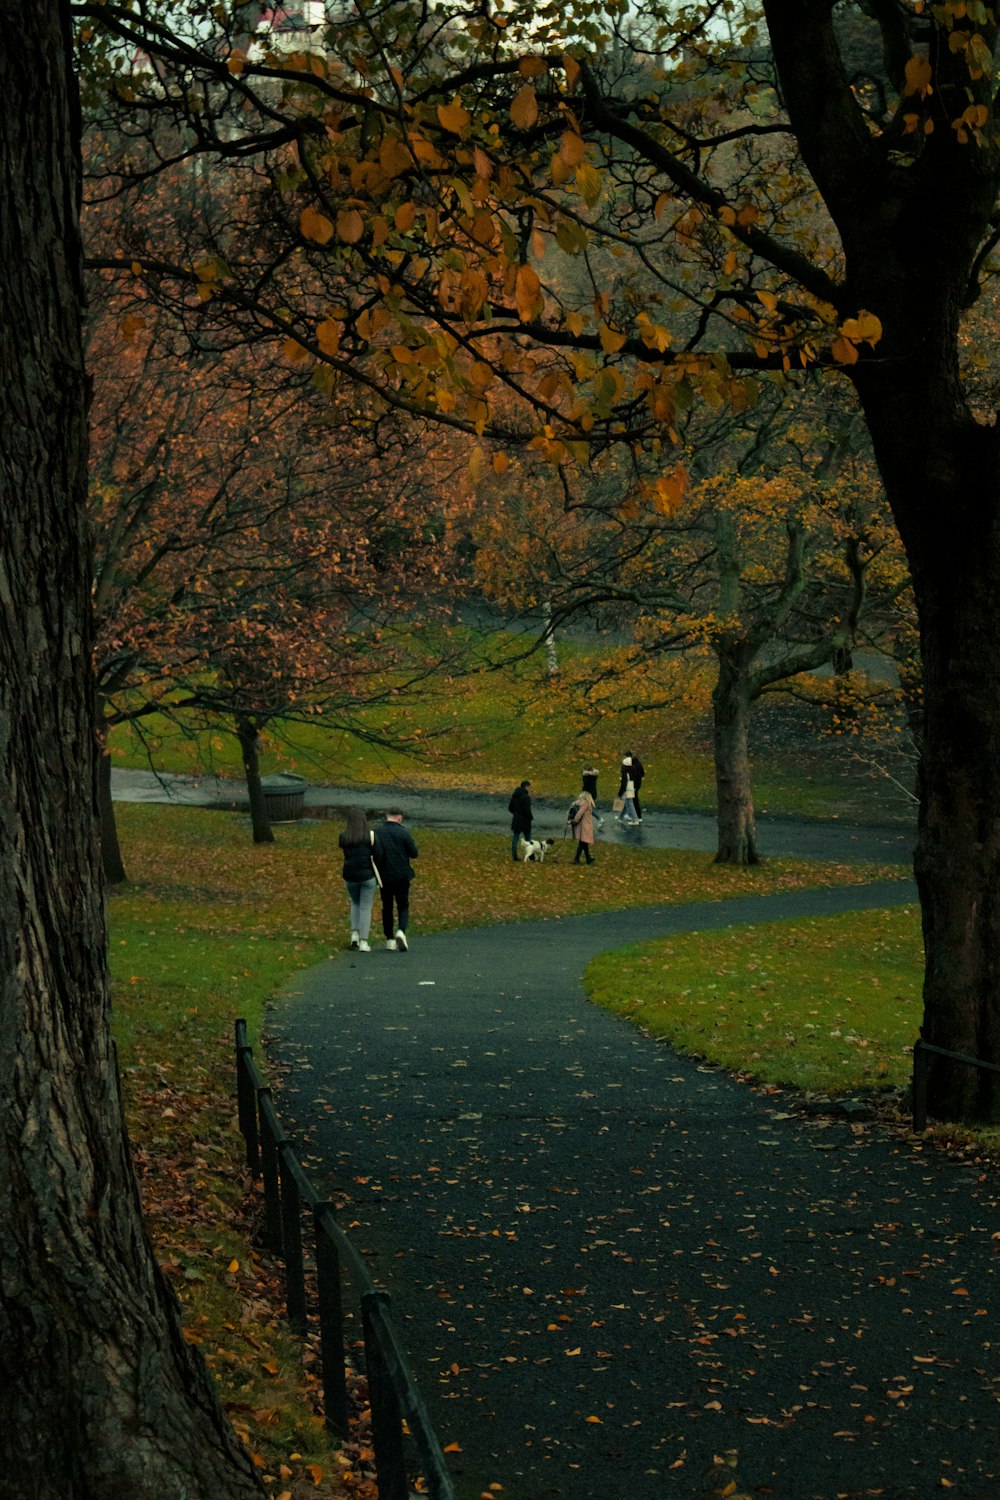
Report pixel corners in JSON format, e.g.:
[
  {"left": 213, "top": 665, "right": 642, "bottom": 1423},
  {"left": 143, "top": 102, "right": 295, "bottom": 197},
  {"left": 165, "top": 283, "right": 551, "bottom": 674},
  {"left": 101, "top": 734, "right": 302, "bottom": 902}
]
[
  {"left": 237, "top": 717, "right": 274, "bottom": 845},
  {"left": 712, "top": 653, "right": 760, "bottom": 866},
  {"left": 98, "top": 736, "right": 127, "bottom": 885},
  {"left": 542, "top": 599, "right": 559, "bottom": 678},
  {"left": 856, "top": 378, "right": 1000, "bottom": 1123},
  {"left": 0, "top": 15, "right": 262, "bottom": 1498}
]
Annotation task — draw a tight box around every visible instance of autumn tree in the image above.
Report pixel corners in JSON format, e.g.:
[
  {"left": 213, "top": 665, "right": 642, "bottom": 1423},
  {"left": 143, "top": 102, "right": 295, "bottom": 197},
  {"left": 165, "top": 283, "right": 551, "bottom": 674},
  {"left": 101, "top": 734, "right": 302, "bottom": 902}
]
[
  {"left": 0, "top": 11, "right": 266, "bottom": 1496},
  {"left": 474, "top": 407, "right": 907, "bottom": 863},
  {"left": 87, "top": 279, "right": 473, "bottom": 858},
  {"left": 74, "top": 3, "right": 1000, "bottom": 1118}
]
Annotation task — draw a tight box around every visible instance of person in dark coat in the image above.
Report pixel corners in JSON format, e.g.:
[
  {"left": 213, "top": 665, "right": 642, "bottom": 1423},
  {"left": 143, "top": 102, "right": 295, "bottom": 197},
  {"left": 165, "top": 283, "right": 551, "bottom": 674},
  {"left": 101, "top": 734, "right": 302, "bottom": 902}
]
[
  {"left": 508, "top": 779, "right": 533, "bottom": 861},
  {"left": 618, "top": 752, "right": 646, "bottom": 822},
  {"left": 373, "top": 808, "right": 419, "bottom": 951},
  {"left": 581, "top": 764, "right": 598, "bottom": 803}
]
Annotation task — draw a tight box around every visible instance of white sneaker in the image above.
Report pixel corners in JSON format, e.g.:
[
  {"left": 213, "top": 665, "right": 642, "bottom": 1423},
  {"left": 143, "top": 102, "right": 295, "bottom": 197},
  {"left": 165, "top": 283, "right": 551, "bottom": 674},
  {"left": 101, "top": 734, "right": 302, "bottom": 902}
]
[
  {"left": 386, "top": 939, "right": 397, "bottom": 951},
  {"left": 349, "top": 930, "right": 360, "bottom": 949},
  {"left": 395, "top": 930, "right": 408, "bottom": 951},
  {"left": 357, "top": 940, "right": 371, "bottom": 953}
]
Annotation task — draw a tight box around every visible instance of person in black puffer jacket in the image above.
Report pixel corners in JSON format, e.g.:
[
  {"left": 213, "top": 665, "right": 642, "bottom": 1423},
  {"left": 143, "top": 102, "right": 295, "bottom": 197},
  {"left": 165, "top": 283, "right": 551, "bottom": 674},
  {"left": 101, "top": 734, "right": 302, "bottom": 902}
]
[{"left": 373, "top": 809, "right": 419, "bottom": 951}]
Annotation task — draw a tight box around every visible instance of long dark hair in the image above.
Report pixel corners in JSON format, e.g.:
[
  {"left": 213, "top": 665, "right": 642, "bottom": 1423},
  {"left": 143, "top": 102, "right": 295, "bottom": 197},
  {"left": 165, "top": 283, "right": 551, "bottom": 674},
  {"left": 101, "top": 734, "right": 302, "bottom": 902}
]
[{"left": 341, "top": 806, "right": 369, "bottom": 847}]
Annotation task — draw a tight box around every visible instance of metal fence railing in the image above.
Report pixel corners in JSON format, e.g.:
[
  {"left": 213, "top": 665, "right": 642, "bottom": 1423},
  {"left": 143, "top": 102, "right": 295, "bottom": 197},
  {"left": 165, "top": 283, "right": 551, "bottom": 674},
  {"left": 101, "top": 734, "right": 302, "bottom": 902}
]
[
  {"left": 234, "top": 1019, "right": 456, "bottom": 1500},
  {"left": 911, "top": 1036, "right": 1000, "bottom": 1131}
]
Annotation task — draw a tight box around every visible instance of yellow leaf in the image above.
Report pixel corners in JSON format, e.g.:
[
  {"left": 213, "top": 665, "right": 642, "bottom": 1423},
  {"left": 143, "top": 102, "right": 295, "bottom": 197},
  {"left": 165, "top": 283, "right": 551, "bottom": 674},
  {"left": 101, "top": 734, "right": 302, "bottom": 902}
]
[
  {"left": 299, "top": 204, "right": 335, "bottom": 244},
  {"left": 443, "top": 1442, "right": 462, "bottom": 1453},
  {"left": 306, "top": 1464, "right": 323, "bottom": 1485},
  {"left": 652, "top": 466, "right": 689, "bottom": 515},
  {"left": 510, "top": 84, "right": 539, "bottom": 130},
  {"left": 515, "top": 263, "right": 542, "bottom": 322},
  {"left": 394, "top": 201, "right": 417, "bottom": 232},
  {"left": 904, "top": 54, "right": 933, "bottom": 98},
  {"left": 575, "top": 162, "right": 602, "bottom": 205},
  {"left": 518, "top": 55, "right": 548, "bottom": 77},
  {"left": 130, "top": 261, "right": 143, "bottom": 277},
  {"left": 317, "top": 317, "right": 342, "bottom": 355},
  {"left": 558, "top": 131, "right": 586, "bottom": 168},
  {"left": 438, "top": 98, "right": 470, "bottom": 133},
  {"left": 584, "top": 1415, "right": 602, "bottom": 1424},
  {"left": 831, "top": 335, "right": 859, "bottom": 365},
  {"left": 282, "top": 338, "right": 310, "bottom": 365},
  {"left": 839, "top": 310, "right": 882, "bottom": 346},
  {"left": 566, "top": 310, "right": 585, "bottom": 337},
  {"left": 227, "top": 1259, "right": 239, "bottom": 1273},
  {"left": 756, "top": 289, "right": 778, "bottom": 313},
  {"left": 492, "top": 452, "right": 510, "bottom": 473},
  {"left": 598, "top": 323, "right": 627, "bottom": 354},
  {"left": 379, "top": 135, "right": 411, "bottom": 179},
  {"left": 336, "top": 208, "right": 364, "bottom": 243}
]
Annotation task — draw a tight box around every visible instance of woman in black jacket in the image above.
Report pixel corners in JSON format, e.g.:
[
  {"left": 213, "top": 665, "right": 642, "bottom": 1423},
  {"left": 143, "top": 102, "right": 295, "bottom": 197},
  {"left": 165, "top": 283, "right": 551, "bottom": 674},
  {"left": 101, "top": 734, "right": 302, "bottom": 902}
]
[{"left": 339, "top": 806, "right": 377, "bottom": 951}]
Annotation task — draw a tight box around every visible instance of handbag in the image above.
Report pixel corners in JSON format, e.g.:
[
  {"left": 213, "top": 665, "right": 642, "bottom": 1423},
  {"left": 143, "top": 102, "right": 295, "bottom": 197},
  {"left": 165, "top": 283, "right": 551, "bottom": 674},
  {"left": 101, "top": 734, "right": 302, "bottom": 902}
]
[
  {"left": 612, "top": 796, "right": 625, "bottom": 813},
  {"left": 370, "top": 830, "right": 383, "bottom": 888}
]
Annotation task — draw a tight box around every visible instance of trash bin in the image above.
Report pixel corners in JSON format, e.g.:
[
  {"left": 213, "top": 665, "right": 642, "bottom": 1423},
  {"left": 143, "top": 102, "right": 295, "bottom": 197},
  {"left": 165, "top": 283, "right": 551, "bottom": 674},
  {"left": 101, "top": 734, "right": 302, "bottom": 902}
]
[{"left": 259, "top": 772, "right": 308, "bottom": 821}]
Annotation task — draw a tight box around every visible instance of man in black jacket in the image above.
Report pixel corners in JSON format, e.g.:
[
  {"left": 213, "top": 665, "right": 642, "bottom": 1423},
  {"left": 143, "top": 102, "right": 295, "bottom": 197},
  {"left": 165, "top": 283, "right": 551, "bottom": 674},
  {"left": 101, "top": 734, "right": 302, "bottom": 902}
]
[
  {"left": 508, "top": 779, "right": 533, "bottom": 861},
  {"left": 373, "top": 809, "right": 419, "bottom": 951}
]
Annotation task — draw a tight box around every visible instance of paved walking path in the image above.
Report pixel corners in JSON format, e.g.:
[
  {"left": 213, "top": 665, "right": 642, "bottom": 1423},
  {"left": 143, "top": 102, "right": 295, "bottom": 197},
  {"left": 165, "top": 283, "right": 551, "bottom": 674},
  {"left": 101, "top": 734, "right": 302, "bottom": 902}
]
[
  {"left": 266, "top": 879, "right": 1000, "bottom": 1500},
  {"left": 111, "top": 767, "right": 914, "bottom": 864}
]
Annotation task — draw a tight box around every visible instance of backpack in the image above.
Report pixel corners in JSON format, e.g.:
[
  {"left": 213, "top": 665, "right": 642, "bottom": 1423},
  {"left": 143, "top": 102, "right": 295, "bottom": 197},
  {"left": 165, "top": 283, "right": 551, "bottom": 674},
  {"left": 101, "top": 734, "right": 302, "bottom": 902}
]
[{"left": 567, "top": 798, "right": 581, "bottom": 826}]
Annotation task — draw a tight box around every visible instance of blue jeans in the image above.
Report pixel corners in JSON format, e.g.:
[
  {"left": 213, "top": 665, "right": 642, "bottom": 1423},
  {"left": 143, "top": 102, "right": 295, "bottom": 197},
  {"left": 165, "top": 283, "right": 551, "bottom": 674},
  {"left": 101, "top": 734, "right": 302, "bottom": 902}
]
[{"left": 344, "top": 877, "right": 376, "bottom": 939}]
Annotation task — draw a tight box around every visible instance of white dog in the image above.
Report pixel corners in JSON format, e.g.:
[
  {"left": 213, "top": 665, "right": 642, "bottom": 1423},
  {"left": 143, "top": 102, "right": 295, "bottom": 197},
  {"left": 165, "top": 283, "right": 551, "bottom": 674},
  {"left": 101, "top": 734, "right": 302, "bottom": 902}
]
[{"left": 521, "top": 837, "right": 555, "bottom": 862}]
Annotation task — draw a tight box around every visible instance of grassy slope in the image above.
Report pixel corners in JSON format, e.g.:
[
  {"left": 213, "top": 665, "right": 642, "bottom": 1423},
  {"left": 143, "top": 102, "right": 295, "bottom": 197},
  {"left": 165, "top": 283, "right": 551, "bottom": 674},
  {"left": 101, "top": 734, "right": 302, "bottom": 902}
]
[{"left": 109, "top": 634, "right": 913, "bottom": 824}]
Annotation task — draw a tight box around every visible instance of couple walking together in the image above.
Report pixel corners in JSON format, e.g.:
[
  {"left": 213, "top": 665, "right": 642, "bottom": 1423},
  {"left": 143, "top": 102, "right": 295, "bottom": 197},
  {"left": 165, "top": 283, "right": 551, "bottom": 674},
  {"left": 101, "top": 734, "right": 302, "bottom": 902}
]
[{"left": 339, "top": 807, "right": 418, "bottom": 952}]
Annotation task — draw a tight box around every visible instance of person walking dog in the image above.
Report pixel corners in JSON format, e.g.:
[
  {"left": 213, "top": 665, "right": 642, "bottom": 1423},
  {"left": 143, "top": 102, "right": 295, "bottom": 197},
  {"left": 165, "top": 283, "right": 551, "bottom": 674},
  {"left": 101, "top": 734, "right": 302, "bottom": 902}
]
[
  {"left": 508, "top": 779, "right": 533, "bottom": 861},
  {"left": 374, "top": 808, "right": 419, "bottom": 951}
]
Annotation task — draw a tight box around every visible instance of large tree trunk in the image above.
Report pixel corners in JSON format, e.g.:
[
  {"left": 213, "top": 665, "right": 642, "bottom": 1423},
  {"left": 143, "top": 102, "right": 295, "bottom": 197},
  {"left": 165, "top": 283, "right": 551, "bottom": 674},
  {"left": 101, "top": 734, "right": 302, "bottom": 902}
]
[
  {"left": 712, "top": 653, "right": 760, "bottom": 866},
  {"left": 854, "top": 327, "right": 1000, "bottom": 1123},
  {"left": 869, "top": 408, "right": 1000, "bottom": 1122},
  {"left": 237, "top": 716, "right": 275, "bottom": 845},
  {"left": 765, "top": 3, "right": 1000, "bottom": 1123},
  {"left": 0, "top": 14, "right": 262, "bottom": 1498}
]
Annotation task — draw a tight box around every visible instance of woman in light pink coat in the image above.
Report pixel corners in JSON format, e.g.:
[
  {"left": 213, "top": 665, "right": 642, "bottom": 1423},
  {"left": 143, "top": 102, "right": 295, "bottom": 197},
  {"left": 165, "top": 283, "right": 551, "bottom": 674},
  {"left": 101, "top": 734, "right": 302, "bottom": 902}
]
[{"left": 571, "top": 790, "right": 598, "bottom": 865}]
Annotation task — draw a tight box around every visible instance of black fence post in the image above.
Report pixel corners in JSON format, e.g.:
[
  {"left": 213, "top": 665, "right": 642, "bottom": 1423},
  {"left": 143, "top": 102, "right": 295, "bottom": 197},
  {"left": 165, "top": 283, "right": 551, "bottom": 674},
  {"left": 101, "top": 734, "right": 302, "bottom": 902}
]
[
  {"left": 362, "top": 1289, "right": 409, "bottom": 1500},
  {"left": 278, "top": 1144, "right": 308, "bottom": 1334},
  {"left": 912, "top": 1039, "right": 929, "bottom": 1132},
  {"left": 258, "top": 1090, "right": 283, "bottom": 1255},
  {"left": 235, "top": 1021, "right": 260, "bottom": 1177},
  {"left": 315, "top": 1204, "right": 350, "bottom": 1437}
]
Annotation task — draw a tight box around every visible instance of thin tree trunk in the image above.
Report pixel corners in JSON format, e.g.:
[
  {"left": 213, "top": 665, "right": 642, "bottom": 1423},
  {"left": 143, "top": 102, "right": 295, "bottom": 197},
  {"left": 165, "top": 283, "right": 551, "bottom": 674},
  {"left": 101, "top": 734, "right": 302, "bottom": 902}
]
[
  {"left": 98, "top": 740, "right": 127, "bottom": 884},
  {"left": 712, "top": 654, "right": 759, "bottom": 866},
  {"left": 0, "top": 14, "right": 262, "bottom": 1497},
  {"left": 542, "top": 599, "right": 559, "bottom": 678},
  {"left": 237, "top": 717, "right": 274, "bottom": 845}
]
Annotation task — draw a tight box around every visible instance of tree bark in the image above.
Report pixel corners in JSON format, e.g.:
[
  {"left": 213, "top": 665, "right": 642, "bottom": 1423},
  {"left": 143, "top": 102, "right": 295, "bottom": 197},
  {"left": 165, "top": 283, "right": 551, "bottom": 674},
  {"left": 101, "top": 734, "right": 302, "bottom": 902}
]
[
  {"left": 712, "top": 654, "right": 760, "bottom": 866},
  {"left": 237, "top": 717, "right": 275, "bottom": 845},
  {"left": 0, "top": 13, "right": 263, "bottom": 1497}
]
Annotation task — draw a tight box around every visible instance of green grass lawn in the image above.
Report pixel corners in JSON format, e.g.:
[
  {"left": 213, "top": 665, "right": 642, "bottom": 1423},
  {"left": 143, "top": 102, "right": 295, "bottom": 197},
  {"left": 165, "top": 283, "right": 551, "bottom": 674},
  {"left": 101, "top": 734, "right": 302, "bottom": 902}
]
[{"left": 584, "top": 906, "right": 923, "bottom": 1094}]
